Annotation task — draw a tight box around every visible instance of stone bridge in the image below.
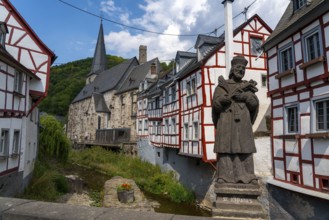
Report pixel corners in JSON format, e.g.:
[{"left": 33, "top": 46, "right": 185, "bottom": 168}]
[{"left": 0, "top": 197, "right": 214, "bottom": 220}]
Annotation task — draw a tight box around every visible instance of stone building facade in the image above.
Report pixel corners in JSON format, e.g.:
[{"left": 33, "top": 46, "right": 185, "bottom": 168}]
[{"left": 67, "top": 23, "right": 160, "bottom": 146}]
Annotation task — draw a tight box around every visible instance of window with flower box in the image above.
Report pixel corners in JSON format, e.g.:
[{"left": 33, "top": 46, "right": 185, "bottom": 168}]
[
  {"left": 279, "top": 43, "right": 294, "bottom": 73},
  {"left": 303, "top": 27, "right": 322, "bottom": 63}
]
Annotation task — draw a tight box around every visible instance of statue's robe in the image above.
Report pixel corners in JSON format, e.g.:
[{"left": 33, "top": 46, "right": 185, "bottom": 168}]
[{"left": 212, "top": 76, "right": 259, "bottom": 183}]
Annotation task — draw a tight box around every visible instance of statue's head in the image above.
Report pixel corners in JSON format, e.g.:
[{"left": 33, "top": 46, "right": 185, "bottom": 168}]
[{"left": 229, "top": 55, "right": 248, "bottom": 81}]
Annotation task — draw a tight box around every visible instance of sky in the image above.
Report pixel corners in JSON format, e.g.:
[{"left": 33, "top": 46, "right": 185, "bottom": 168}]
[{"left": 9, "top": 0, "right": 290, "bottom": 66}]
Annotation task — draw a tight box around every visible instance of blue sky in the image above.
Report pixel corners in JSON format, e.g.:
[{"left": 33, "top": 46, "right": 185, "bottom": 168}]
[{"left": 10, "top": 0, "right": 289, "bottom": 65}]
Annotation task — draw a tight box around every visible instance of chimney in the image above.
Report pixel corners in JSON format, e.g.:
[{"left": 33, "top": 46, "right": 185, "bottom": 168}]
[
  {"left": 139, "top": 45, "right": 147, "bottom": 64},
  {"left": 222, "top": 0, "right": 234, "bottom": 79}
]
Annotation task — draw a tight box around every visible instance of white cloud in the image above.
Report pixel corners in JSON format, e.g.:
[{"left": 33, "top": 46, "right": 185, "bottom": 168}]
[
  {"left": 100, "top": 0, "right": 119, "bottom": 14},
  {"left": 100, "top": 0, "right": 290, "bottom": 62}
]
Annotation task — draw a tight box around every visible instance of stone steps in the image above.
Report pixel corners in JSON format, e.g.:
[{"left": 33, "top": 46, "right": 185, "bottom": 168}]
[
  {"left": 212, "top": 207, "right": 268, "bottom": 219},
  {"left": 215, "top": 199, "right": 264, "bottom": 211}
]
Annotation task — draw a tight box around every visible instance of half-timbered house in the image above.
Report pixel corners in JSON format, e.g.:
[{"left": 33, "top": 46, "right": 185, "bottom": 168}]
[
  {"left": 0, "top": 0, "right": 55, "bottom": 196},
  {"left": 262, "top": 0, "right": 329, "bottom": 217},
  {"left": 137, "top": 13, "right": 272, "bottom": 205}
]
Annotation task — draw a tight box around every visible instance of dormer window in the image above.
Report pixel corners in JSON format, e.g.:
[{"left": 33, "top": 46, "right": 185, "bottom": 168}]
[
  {"left": 294, "top": 0, "right": 307, "bottom": 11},
  {"left": 0, "top": 22, "right": 9, "bottom": 47},
  {"left": 151, "top": 63, "right": 157, "bottom": 75}
]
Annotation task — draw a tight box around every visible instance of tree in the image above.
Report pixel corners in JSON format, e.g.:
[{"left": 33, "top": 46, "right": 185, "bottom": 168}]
[{"left": 39, "top": 115, "right": 70, "bottom": 162}]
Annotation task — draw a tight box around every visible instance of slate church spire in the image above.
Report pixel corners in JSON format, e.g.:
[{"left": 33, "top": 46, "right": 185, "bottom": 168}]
[{"left": 87, "top": 21, "right": 107, "bottom": 84}]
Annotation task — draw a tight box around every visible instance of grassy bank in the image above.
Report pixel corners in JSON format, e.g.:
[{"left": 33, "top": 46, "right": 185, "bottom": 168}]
[
  {"left": 70, "top": 147, "right": 195, "bottom": 203},
  {"left": 20, "top": 159, "right": 69, "bottom": 201}
]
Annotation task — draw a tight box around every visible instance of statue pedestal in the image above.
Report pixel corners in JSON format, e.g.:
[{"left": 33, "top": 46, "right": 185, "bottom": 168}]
[{"left": 212, "top": 182, "right": 268, "bottom": 219}]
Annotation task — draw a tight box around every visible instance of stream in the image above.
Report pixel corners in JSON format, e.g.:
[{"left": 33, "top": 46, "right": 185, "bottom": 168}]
[{"left": 61, "top": 163, "right": 211, "bottom": 217}]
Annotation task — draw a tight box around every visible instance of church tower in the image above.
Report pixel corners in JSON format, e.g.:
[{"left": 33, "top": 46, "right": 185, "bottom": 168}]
[{"left": 86, "top": 21, "right": 108, "bottom": 85}]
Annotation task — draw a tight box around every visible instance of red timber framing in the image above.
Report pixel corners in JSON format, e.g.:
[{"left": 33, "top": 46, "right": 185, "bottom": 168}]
[
  {"left": 267, "top": 10, "right": 329, "bottom": 194},
  {"left": 162, "top": 83, "right": 179, "bottom": 148},
  {"left": 179, "top": 14, "right": 271, "bottom": 162},
  {"left": 0, "top": 0, "right": 55, "bottom": 178},
  {"left": 0, "top": 0, "right": 55, "bottom": 106},
  {"left": 136, "top": 96, "right": 149, "bottom": 138},
  {"left": 136, "top": 14, "right": 271, "bottom": 165}
]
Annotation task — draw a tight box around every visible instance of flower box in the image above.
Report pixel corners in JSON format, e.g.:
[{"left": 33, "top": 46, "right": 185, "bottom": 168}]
[
  {"left": 117, "top": 183, "right": 134, "bottom": 203},
  {"left": 117, "top": 189, "right": 134, "bottom": 203}
]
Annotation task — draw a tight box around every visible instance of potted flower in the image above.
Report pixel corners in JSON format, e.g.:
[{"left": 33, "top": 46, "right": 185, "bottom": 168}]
[{"left": 117, "top": 182, "right": 134, "bottom": 203}]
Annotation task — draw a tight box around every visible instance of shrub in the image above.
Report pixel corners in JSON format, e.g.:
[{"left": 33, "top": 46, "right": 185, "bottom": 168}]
[
  {"left": 21, "top": 161, "right": 68, "bottom": 201},
  {"left": 39, "top": 115, "right": 70, "bottom": 162}
]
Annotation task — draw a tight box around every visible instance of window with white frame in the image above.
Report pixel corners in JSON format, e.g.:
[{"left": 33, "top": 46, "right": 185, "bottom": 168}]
[
  {"left": 184, "top": 123, "right": 189, "bottom": 139},
  {"left": 314, "top": 99, "right": 329, "bottom": 131},
  {"left": 171, "top": 118, "right": 176, "bottom": 134},
  {"left": 285, "top": 105, "right": 299, "bottom": 133},
  {"left": 250, "top": 37, "right": 263, "bottom": 56},
  {"left": 143, "top": 99, "right": 147, "bottom": 109},
  {"left": 152, "top": 122, "right": 156, "bottom": 135},
  {"left": 0, "top": 129, "right": 9, "bottom": 156},
  {"left": 187, "top": 78, "right": 196, "bottom": 96},
  {"left": 14, "top": 71, "right": 23, "bottom": 93},
  {"left": 0, "top": 32, "right": 3, "bottom": 46},
  {"left": 155, "top": 97, "right": 160, "bottom": 109},
  {"left": 157, "top": 122, "right": 161, "bottom": 135},
  {"left": 303, "top": 27, "right": 322, "bottom": 62},
  {"left": 171, "top": 86, "right": 176, "bottom": 101},
  {"left": 138, "top": 101, "right": 142, "bottom": 111},
  {"left": 193, "top": 121, "right": 199, "bottom": 139},
  {"left": 261, "top": 74, "right": 267, "bottom": 87},
  {"left": 279, "top": 44, "right": 294, "bottom": 72},
  {"left": 144, "top": 119, "right": 148, "bottom": 131},
  {"left": 138, "top": 120, "right": 142, "bottom": 131},
  {"left": 0, "top": 22, "right": 7, "bottom": 47},
  {"left": 293, "top": 0, "right": 307, "bottom": 11},
  {"left": 165, "top": 89, "right": 170, "bottom": 104},
  {"left": 165, "top": 119, "right": 169, "bottom": 134},
  {"left": 12, "top": 130, "right": 20, "bottom": 154}
]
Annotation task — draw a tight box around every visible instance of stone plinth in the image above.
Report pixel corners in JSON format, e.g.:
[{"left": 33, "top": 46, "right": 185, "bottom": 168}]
[
  {"left": 212, "top": 182, "right": 268, "bottom": 219},
  {"left": 103, "top": 176, "right": 159, "bottom": 212}
]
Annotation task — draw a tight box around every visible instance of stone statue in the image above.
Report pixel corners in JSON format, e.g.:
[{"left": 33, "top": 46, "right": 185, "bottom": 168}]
[{"left": 212, "top": 55, "right": 259, "bottom": 184}]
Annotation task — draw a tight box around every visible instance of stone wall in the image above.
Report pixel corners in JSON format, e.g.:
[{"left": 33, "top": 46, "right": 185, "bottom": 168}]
[
  {"left": 104, "top": 90, "right": 138, "bottom": 142},
  {"left": 67, "top": 97, "right": 98, "bottom": 142},
  {"left": 268, "top": 184, "right": 329, "bottom": 220},
  {"left": 0, "top": 171, "right": 23, "bottom": 197},
  {"left": 0, "top": 197, "right": 216, "bottom": 220},
  {"left": 67, "top": 89, "right": 138, "bottom": 143}
]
